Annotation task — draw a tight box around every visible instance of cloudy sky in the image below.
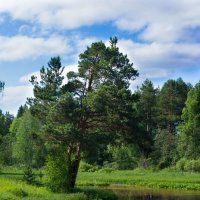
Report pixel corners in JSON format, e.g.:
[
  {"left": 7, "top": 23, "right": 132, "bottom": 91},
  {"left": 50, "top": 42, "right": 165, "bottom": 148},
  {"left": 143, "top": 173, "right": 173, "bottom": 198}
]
[{"left": 0, "top": 0, "right": 200, "bottom": 115}]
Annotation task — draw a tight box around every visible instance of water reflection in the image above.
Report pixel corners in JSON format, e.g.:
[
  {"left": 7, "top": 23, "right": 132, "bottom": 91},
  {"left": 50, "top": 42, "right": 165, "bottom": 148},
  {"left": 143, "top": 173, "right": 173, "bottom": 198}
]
[{"left": 106, "top": 186, "right": 200, "bottom": 200}]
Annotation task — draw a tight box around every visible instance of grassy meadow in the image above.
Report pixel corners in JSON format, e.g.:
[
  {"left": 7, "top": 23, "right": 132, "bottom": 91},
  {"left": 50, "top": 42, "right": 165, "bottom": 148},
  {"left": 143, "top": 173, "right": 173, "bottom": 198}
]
[
  {"left": 1, "top": 167, "right": 200, "bottom": 199},
  {"left": 77, "top": 169, "right": 200, "bottom": 190}
]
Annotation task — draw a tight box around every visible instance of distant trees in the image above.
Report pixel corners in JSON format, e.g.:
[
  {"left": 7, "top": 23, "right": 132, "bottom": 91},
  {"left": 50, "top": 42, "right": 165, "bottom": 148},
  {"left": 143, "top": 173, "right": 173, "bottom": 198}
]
[
  {"left": 0, "top": 111, "right": 14, "bottom": 165},
  {"left": 12, "top": 110, "right": 44, "bottom": 168},
  {"left": 136, "top": 79, "right": 158, "bottom": 156},
  {"left": 0, "top": 81, "right": 5, "bottom": 93},
  {"left": 150, "top": 78, "right": 190, "bottom": 168},
  {"left": 178, "top": 82, "right": 200, "bottom": 159},
  {"left": 157, "top": 78, "right": 189, "bottom": 134}
]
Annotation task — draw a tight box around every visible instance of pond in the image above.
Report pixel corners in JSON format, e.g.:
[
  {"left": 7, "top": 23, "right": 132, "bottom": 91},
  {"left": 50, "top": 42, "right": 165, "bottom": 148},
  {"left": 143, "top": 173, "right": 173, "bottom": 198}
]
[{"left": 105, "top": 185, "right": 200, "bottom": 200}]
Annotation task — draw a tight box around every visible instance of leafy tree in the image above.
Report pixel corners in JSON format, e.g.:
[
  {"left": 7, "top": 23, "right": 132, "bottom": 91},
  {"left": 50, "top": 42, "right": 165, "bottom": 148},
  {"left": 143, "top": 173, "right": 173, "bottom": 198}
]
[
  {"left": 0, "top": 111, "right": 14, "bottom": 165},
  {"left": 151, "top": 78, "right": 189, "bottom": 168},
  {"left": 16, "top": 104, "right": 28, "bottom": 118},
  {"left": 152, "top": 129, "right": 178, "bottom": 169},
  {"left": 178, "top": 82, "right": 200, "bottom": 159},
  {"left": 136, "top": 79, "right": 158, "bottom": 156},
  {"left": 13, "top": 110, "right": 43, "bottom": 167},
  {"left": 104, "top": 144, "right": 139, "bottom": 170},
  {"left": 29, "top": 37, "right": 139, "bottom": 191},
  {"left": 157, "top": 78, "right": 189, "bottom": 134}
]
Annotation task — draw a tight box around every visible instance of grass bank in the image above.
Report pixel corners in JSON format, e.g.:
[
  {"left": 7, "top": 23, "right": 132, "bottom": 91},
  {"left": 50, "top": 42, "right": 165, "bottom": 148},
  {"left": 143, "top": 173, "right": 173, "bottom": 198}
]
[
  {"left": 0, "top": 177, "right": 117, "bottom": 200},
  {"left": 1, "top": 167, "right": 200, "bottom": 199},
  {"left": 77, "top": 169, "right": 200, "bottom": 191},
  {"left": 0, "top": 178, "right": 91, "bottom": 200}
]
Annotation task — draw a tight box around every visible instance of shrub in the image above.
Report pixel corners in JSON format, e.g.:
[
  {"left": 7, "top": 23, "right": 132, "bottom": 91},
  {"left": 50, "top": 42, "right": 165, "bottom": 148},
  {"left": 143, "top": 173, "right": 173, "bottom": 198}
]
[
  {"left": 105, "top": 144, "right": 139, "bottom": 170},
  {"left": 23, "top": 165, "right": 36, "bottom": 184},
  {"left": 98, "top": 167, "right": 114, "bottom": 173},
  {"left": 177, "top": 159, "right": 200, "bottom": 172},
  {"left": 193, "top": 159, "right": 200, "bottom": 172},
  {"left": 79, "top": 161, "right": 100, "bottom": 172},
  {"left": 184, "top": 160, "right": 195, "bottom": 172},
  {"left": 44, "top": 148, "right": 70, "bottom": 192},
  {"left": 12, "top": 188, "right": 28, "bottom": 198},
  {"left": 176, "top": 158, "right": 187, "bottom": 171}
]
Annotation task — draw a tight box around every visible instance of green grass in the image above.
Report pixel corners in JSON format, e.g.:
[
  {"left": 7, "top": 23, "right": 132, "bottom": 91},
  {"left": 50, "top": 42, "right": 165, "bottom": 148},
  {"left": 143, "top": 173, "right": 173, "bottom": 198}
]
[
  {"left": 0, "top": 173, "right": 117, "bottom": 200},
  {"left": 77, "top": 168, "right": 200, "bottom": 190},
  {"left": 2, "top": 167, "right": 200, "bottom": 199},
  {"left": 0, "top": 178, "right": 92, "bottom": 200}
]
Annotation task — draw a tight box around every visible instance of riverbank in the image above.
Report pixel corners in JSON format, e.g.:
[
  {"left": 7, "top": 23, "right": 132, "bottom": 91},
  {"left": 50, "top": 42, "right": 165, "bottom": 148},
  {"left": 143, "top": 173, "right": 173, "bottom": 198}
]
[
  {"left": 1, "top": 168, "right": 200, "bottom": 199},
  {"left": 77, "top": 169, "right": 200, "bottom": 190}
]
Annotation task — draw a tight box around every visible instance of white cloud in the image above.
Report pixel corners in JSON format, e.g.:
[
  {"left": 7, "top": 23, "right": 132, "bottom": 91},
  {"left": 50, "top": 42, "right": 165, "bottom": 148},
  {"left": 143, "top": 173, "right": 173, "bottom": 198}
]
[
  {"left": 0, "top": 35, "right": 70, "bottom": 61},
  {"left": 0, "top": 85, "right": 33, "bottom": 115},
  {"left": 118, "top": 39, "right": 200, "bottom": 70},
  {"left": 1, "top": 0, "right": 200, "bottom": 42}
]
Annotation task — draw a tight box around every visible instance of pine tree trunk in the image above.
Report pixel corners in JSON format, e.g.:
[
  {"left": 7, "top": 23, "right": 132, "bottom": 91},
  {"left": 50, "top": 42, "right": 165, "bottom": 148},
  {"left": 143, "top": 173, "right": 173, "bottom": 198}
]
[{"left": 67, "top": 143, "right": 81, "bottom": 190}]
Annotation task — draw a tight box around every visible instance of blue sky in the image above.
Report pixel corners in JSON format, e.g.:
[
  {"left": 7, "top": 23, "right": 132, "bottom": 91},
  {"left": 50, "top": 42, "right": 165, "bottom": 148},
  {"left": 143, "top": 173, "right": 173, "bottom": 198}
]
[{"left": 0, "top": 0, "right": 200, "bottom": 115}]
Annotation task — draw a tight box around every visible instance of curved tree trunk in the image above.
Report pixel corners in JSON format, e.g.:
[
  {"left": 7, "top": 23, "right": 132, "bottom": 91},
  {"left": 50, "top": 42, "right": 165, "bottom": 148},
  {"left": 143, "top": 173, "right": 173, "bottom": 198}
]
[{"left": 67, "top": 143, "right": 81, "bottom": 190}]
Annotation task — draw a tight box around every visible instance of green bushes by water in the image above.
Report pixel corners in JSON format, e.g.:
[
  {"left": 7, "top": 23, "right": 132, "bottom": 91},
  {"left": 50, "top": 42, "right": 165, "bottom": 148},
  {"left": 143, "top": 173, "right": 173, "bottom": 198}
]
[
  {"left": 44, "top": 150, "right": 70, "bottom": 192},
  {"left": 176, "top": 158, "right": 200, "bottom": 172}
]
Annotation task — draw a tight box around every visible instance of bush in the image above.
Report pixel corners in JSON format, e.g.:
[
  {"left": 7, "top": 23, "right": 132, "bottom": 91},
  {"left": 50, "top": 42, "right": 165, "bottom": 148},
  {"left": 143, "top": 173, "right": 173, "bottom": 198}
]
[
  {"left": 98, "top": 167, "right": 114, "bottom": 173},
  {"left": 105, "top": 144, "right": 139, "bottom": 170},
  {"left": 79, "top": 161, "right": 100, "bottom": 172},
  {"left": 184, "top": 160, "right": 195, "bottom": 172},
  {"left": 176, "top": 158, "right": 200, "bottom": 172},
  {"left": 12, "top": 188, "right": 28, "bottom": 198},
  {"left": 23, "top": 165, "right": 36, "bottom": 184},
  {"left": 176, "top": 158, "right": 187, "bottom": 171},
  {"left": 184, "top": 159, "right": 200, "bottom": 172},
  {"left": 193, "top": 159, "right": 200, "bottom": 172},
  {"left": 44, "top": 148, "right": 70, "bottom": 192}
]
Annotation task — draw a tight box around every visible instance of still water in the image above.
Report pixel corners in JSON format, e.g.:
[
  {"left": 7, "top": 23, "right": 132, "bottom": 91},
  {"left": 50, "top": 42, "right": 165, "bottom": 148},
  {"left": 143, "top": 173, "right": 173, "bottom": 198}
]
[{"left": 105, "top": 186, "right": 200, "bottom": 200}]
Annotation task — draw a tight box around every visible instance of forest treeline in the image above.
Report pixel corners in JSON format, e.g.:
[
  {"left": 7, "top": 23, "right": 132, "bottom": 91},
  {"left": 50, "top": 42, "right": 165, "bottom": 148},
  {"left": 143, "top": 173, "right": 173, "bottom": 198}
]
[{"left": 0, "top": 37, "right": 200, "bottom": 192}]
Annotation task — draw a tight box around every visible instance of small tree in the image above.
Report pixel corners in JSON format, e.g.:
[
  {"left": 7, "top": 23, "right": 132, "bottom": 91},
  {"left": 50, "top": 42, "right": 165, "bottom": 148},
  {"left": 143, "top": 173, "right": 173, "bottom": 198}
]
[
  {"left": 136, "top": 79, "right": 158, "bottom": 156},
  {"left": 13, "top": 110, "right": 43, "bottom": 167},
  {"left": 179, "top": 82, "right": 200, "bottom": 159}
]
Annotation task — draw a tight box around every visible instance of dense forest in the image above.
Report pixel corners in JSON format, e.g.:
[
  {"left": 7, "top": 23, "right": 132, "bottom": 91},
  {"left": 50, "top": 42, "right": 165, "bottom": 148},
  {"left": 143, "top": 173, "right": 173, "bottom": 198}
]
[{"left": 0, "top": 38, "right": 200, "bottom": 192}]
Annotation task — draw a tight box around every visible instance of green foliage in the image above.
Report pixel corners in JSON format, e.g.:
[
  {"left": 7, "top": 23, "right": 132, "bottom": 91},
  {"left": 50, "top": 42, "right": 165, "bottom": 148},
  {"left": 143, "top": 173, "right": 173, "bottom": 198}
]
[
  {"left": 28, "top": 38, "right": 139, "bottom": 191},
  {"left": 104, "top": 144, "right": 139, "bottom": 170},
  {"left": 12, "top": 188, "right": 28, "bottom": 197},
  {"left": 179, "top": 82, "right": 200, "bottom": 159},
  {"left": 176, "top": 158, "right": 200, "bottom": 172},
  {"left": 175, "top": 158, "right": 187, "bottom": 171},
  {"left": 79, "top": 161, "right": 100, "bottom": 172},
  {"left": 0, "top": 110, "right": 14, "bottom": 165},
  {"left": 23, "top": 165, "right": 36, "bottom": 184},
  {"left": 136, "top": 79, "right": 158, "bottom": 154},
  {"left": 157, "top": 78, "right": 189, "bottom": 133},
  {"left": 98, "top": 167, "right": 114, "bottom": 173},
  {"left": 44, "top": 148, "right": 70, "bottom": 192},
  {"left": 16, "top": 104, "right": 28, "bottom": 118},
  {"left": 152, "top": 130, "right": 178, "bottom": 168},
  {"left": 12, "top": 110, "right": 44, "bottom": 167}
]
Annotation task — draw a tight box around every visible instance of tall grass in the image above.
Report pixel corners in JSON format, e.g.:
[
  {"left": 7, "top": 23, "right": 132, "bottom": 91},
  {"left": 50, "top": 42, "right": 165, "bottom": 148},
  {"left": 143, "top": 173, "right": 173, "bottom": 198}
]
[
  {"left": 0, "top": 178, "right": 75, "bottom": 199},
  {"left": 77, "top": 168, "right": 200, "bottom": 190},
  {"left": 0, "top": 178, "right": 117, "bottom": 199}
]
